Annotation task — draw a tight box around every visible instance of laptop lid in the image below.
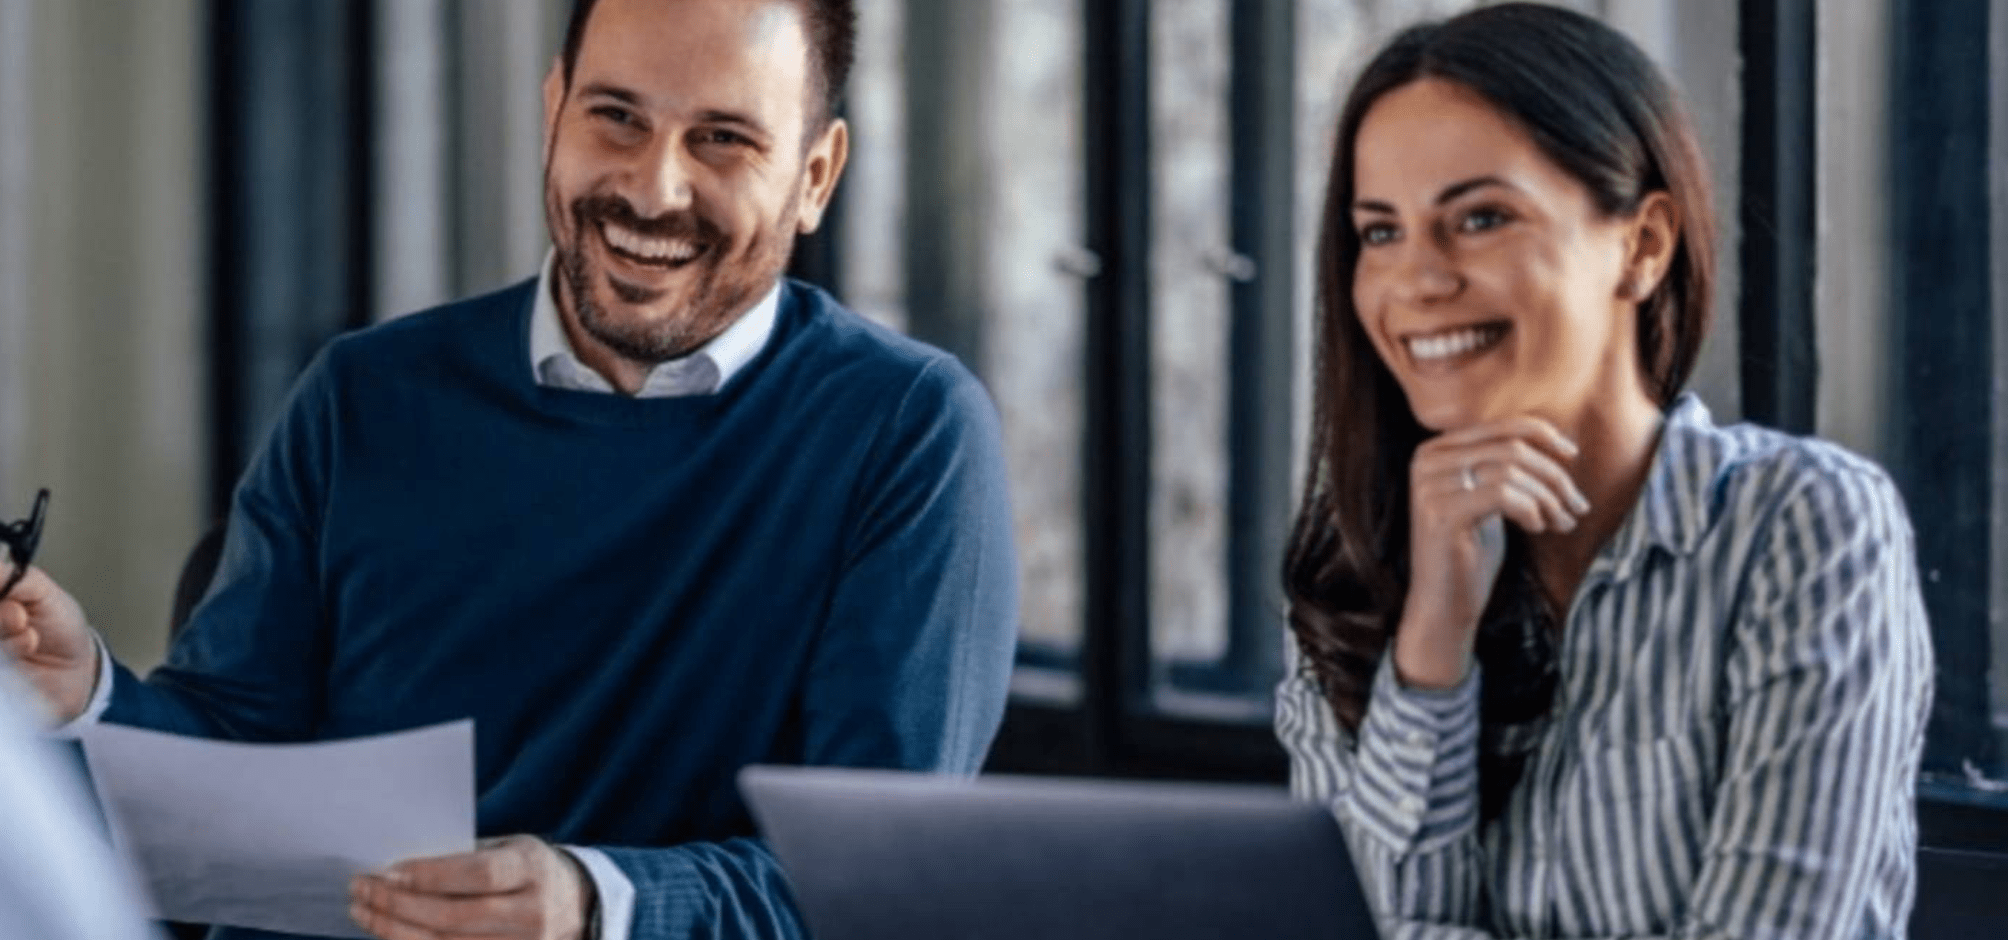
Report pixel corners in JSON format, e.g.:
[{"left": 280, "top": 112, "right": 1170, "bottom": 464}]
[{"left": 740, "top": 765, "right": 1382, "bottom": 940}]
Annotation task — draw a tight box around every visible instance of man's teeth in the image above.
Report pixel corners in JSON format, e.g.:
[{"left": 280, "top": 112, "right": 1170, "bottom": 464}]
[
  {"left": 603, "top": 223, "right": 699, "bottom": 263},
  {"left": 1407, "top": 325, "right": 1506, "bottom": 361}
]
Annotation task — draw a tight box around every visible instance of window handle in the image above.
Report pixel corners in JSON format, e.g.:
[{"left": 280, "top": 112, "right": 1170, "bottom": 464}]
[
  {"left": 1205, "top": 247, "right": 1258, "bottom": 283},
  {"left": 1052, "top": 246, "right": 1103, "bottom": 279}
]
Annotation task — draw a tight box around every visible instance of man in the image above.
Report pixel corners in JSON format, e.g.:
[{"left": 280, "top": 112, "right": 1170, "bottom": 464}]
[{"left": 0, "top": 0, "right": 1020, "bottom": 938}]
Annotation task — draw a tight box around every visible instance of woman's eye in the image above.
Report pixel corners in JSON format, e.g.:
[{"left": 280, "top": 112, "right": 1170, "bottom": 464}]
[
  {"left": 1359, "top": 222, "right": 1398, "bottom": 246},
  {"left": 1459, "top": 206, "right": 1510, "bottom": 233}
]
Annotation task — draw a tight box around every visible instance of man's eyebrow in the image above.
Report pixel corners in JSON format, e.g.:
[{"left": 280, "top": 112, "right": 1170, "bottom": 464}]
[
  {"left": 576, "top": 83, "right": 643, "bottom": 106},
  {"left": 696, "top": 109, "right": 773, "bottom": 139}
]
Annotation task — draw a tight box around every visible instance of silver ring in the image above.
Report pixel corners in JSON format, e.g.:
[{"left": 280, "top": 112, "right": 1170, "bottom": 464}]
[{"left": 1461, "top": 463, "right": 1479, "bottom": 492}]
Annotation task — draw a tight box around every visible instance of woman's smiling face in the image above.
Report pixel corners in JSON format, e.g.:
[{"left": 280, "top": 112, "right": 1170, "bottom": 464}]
[{"left": 1349, "top": 77, "right": 1648, "bottom": 433}]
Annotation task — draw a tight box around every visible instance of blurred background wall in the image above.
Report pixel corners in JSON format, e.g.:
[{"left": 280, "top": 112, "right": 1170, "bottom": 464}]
[{"left": 0, "top": 0, "right": 205, "bottom": 671}]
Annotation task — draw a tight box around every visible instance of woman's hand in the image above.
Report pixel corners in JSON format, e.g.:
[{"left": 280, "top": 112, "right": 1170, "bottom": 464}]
[{"left": 1394, "top": 416, "right": 1588, "bottom": 689}]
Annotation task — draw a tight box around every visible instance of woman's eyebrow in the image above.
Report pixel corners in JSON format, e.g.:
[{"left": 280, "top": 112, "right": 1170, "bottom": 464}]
[
  {"left": 1353, "top": 177, "right": 1519, "bottom": 215},
  {"left": 1436, "top": 176, "right": 1516, "bottom": 203}
]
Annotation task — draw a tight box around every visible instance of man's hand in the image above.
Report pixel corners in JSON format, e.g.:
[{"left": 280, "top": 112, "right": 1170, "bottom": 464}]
[
  {"left": 350, "top": 835, "right": 595, "bottom": 940},
  {"left": 0, "top": 564, "right": 100, "bottom": 723}
]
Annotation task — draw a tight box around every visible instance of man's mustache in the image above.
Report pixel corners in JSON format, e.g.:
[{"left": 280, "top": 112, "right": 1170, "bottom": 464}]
[{"left": 571, "top": 194, "right": 721, "bottom": 243}]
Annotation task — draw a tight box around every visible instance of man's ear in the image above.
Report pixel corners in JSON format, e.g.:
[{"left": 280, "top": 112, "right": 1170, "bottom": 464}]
[
  {"left": 795, "top": 118, "right": 851, "bottom": 235},
  {"left": 1619, "top": 191, "right": 1680, "bottom": 302},
  {"left": 541, "top": 58, "right": 565, "bottom": 157}
]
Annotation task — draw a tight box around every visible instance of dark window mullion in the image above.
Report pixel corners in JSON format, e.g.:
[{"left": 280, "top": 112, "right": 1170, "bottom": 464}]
[
  {"left": 1080, "top": 0, "right": 1154, "bottom": 771},
  {"left": 1220, "top": 0, "right": 1297, "bottom": 696},
  {"left": 1888, "top": 0, "right": 1996, "bottom": 777},
  {"left": 1737, "top": 0, "right": 1818, "bottom": 433},
  {"left": 207, "top": 0, "right": 374, "bottom": 516}
]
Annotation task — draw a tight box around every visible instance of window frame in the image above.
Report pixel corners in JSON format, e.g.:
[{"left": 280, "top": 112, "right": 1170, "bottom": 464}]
[{"left": 990, "top": 0, "right": 2008, "bottom": 841}]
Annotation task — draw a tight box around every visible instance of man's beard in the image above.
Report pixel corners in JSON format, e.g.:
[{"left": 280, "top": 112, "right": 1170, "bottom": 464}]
[{"left": 554, "top": 186, "right": 799, "bottom": 365}]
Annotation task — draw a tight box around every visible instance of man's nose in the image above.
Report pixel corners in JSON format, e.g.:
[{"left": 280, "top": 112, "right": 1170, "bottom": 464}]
[{"left": 631, "top": 138, "right": 696, "bottom": 216}]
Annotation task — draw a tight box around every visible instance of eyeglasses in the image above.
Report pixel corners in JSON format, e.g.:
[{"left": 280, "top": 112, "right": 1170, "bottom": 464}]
[{"left": 0, "top": 489, "right": 48, "bottom": 604}]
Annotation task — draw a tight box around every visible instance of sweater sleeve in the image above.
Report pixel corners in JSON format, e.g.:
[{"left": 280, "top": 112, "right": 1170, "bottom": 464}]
[
  {"left": 603, "top": 357, "right": 1021, "bottom": 939},
  {"left": 103, "top": 347, "right": 339, "bottom": 741}
]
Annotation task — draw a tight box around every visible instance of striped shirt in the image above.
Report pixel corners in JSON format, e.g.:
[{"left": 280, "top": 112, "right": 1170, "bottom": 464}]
[{"left": 1276, "top": 393, "right": 1934, "bottom": 940}]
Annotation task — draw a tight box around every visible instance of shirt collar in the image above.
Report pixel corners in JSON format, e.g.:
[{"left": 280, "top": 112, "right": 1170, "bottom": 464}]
[
  {"left": 1596, "top": 392, "right": 1722, "bottom": 581},
  {"left": 529, "top": 250, "right": 781, "bottom": 397}
]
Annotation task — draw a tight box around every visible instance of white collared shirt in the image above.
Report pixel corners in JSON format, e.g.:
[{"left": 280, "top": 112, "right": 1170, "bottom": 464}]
[{"left": 529, "top": 251, "right": 780, "bottom": 397}]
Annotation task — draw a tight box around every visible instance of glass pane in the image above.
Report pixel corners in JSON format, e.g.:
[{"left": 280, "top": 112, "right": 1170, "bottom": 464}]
[
  {"left": 984, "top": 0, "right": 1088, "bottom": 663},
  {"left": 1148, "top": 0, "right": 1232, "bottom": 670},
  {"left": 845, "top": 1, "right": 1087, "bottom": 673},
  {"left": 838, "top": 0, "right": 907, "bottom": 332}
]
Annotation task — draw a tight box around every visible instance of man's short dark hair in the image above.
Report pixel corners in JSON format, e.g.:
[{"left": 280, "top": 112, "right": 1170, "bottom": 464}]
[{"left": 560, "top": 0, "right": 856, "bottom": 127}]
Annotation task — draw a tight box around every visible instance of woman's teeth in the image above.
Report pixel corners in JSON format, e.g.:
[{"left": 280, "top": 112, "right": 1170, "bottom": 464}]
[{"left": 1407, "top": 324, "right": 1508, "bottom": 361}]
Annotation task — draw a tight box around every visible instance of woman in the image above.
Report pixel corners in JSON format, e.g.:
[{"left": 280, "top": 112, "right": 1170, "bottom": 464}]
[{"left": 1275, "top": 5, "right": 1932, "bottom": 939}]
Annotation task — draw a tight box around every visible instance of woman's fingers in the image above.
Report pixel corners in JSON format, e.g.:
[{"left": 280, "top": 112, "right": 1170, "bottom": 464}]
[
  {"left": 1481, "top": 464, "right": 1568, "bottom": 533},
  {"left": 1414, "top": 425, "right": 1591, "bottom": 536},
  {"left": 1429, "top": 414, "right": 1580, "bottom": 462},
  {"left": 1417, "top": 461, "right": 1554, "bottom": 534}
]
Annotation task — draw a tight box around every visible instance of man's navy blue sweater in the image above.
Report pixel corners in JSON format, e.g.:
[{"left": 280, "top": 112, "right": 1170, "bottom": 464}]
[{"left": 103, "top": 279, "right": 1021, "bottom": 939}]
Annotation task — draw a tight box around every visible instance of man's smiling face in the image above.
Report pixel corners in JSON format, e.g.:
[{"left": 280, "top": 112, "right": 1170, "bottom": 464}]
[{"left": 541, "top": 0, "right": 847, "bottom": 374}]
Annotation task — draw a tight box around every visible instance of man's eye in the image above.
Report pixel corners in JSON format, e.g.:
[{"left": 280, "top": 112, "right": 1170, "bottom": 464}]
[
  {"left": 591, "top": 106, "right": 638, "bottom": 127},
  {"left": 699, "top": 129, "right": 751, "bottom": 147},
  {"left": 1358, "top": 222, "right": 1398, "bottom": 246},
  {"left": 1459, "top": 207, "right": 1510, "bottom": 233}
]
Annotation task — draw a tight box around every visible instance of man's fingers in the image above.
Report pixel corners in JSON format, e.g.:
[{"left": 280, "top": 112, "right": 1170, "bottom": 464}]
[
  {"left": 1, "top": 599, "right": 38, "bottom": 657},
  {"left": 349, "top": 900, "right": 446, "bottom": 940},
  {"left": 387, "top": 841, "right": 536, "bottom": 896},
  {"left": 347, "top": 897, "right": 515, "bottom": 940},
  {"left": 1, "top": 565, "right": 61, "bottom": 607},
  {"left": 351, "top": 875, "right": 532, "bottom": 936},
  {"left": 3, "top": 628, "right": 35, "bottom": 659}
]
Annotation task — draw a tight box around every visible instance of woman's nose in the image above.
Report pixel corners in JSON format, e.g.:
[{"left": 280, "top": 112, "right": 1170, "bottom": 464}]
[{"left": 1386, "top": 241, "right": 1465, "bottom": 305}]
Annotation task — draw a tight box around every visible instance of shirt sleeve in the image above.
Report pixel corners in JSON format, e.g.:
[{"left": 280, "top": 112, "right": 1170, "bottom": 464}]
[
  {"left": 40, "top": 633, "right": 114, "bottom": 737},
  {"left": 563, "top": 846, "right": 636, "bottom": 940},
  {"left": 1276, "top": 637, "right": 1490, "bottom": 936},
  {"left": 1673, "top": 463, "right": 1934, "bottom": 940}
]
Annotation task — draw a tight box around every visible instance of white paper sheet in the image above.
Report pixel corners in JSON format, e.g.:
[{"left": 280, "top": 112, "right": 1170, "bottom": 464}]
[{"left": 79, "top": 720, "right": 475, "bottom": 939}]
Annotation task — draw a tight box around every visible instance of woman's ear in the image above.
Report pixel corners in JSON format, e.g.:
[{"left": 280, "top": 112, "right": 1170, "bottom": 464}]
[{"left": 1620, "top": 191, "right": 1680, "bottom": 301}]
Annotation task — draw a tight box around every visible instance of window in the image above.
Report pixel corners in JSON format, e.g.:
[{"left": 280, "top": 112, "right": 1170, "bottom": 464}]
[{"left": 182, "top": 0, "right": 2008, "bottom": 835}]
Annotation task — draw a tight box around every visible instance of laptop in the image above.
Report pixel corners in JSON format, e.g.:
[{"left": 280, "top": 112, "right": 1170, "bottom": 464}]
[{"left": 739, "top": 765, "right": 1383, "bottom": 940}]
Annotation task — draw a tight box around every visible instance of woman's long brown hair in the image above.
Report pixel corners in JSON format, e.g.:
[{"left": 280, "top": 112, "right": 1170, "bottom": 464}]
[{"left": 1284, "top": 4, "right": 1718, "bottom": 749}]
